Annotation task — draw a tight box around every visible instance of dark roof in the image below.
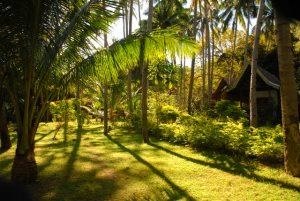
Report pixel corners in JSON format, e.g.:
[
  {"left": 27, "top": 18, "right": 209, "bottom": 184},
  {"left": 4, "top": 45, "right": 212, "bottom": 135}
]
[
  {"left": 212, "top": 78, "right": 229, "bottom": 100},
  {"left": 257, "top": 67, "right": 280, "bottom": 89},
  {"left": 227, "top": 65, "right": 280, "bottom": 92}
]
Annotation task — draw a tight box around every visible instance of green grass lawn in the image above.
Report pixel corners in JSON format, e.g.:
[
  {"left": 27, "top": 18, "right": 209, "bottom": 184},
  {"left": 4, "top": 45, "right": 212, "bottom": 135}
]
[{"left": 1, "top": 121, "right": 300, "bottom": 201}]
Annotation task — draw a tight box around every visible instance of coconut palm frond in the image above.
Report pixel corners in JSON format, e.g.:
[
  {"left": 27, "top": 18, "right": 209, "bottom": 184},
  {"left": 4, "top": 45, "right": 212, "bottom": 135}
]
[{"left": 75, "top": 26, "right": 198, "bottom": 85}]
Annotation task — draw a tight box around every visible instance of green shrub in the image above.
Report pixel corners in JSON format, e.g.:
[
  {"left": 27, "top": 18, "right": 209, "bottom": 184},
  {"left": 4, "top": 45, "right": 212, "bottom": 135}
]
[
  {"left": 156, "top": 105, "right": 180, "bottom": 123},
  {"left": 159, "top": 123, "right": 189, "bottom": 145},
  {"left": 49, "top": 99, "right": 76, "bottom": 122},
  {"left": 247, "top": 126, "right": 284, "bottom": 161},
  {"left": 215, "top": 100, "right": 247, "bottom": 121},
  {"left": 220, "top": 120, "right": 251, "bottom": 154},
  {"left": 154, "top": 109, "right": 284, "bottom": 162}
]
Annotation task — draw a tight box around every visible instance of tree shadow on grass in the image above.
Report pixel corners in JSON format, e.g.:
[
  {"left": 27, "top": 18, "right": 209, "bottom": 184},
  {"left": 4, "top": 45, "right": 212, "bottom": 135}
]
[
  {"left": 30, "top": 126, "right": 119, "bottom": 201},
  {"left": 35, "top": 129, "right": 56, "bottom": 143},
  {"left": 105, "top": 134, "right": 197, "bottom": 201},
  {"left": 149, "top": 142, "right": 300, "bottom": 193}
]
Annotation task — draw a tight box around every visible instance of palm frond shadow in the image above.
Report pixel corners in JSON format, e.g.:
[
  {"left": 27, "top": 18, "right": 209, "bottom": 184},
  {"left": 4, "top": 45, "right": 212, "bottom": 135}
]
[
  {"left": 149, "top": 142, "right": 300, "bottom": 193},
  {"left": 105, "top": 134, "right": 197, "bottom": 201}
]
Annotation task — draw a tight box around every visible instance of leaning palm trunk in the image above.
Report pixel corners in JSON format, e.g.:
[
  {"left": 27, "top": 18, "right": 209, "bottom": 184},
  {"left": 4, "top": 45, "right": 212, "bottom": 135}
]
[
  {"left": 275, "top": 9, "right": 300, "bottom": 177},
  {"left": 250, "top": 0, "right": 264, "bottom": 127}
]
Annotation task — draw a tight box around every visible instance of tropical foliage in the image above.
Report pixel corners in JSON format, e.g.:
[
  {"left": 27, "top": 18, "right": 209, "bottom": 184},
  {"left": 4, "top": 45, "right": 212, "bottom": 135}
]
[{"left": 1, "top": 0, "right": 300, "bottom": 186}]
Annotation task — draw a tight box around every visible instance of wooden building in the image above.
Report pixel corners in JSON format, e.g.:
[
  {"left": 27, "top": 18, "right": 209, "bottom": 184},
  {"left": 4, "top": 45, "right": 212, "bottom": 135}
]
[{"left": 212, "top": 65, "right": 281, "bottom": 125}]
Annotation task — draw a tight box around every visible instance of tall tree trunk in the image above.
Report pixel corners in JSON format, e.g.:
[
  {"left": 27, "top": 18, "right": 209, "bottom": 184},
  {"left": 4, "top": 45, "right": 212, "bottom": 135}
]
[
  {"left": 141, "top": 37, "right": 149, "bottom": 143},
  {"left": 11, "top": 142, "right": 37, "bottom": 183},
  {"left": 250, "top": 0, "right": 264, "bottom": 127},
  {"left": 10, "top": 62, "right": 39, "bottom": 184},
  {"left": 137, "top": 0, "right": 142, "bottom": 24},
  {"left": 10, "top": 91, "right": 39, "bottom": 183},
  {"left": 275, "top": 9, "right": 300, "bottom": 177},
  {"left": 243, "top": 2, "right": 251, "bottom": 69},
  {"left": 127, "top": 0, "right": 134, "bottom": 118},
  {"left": 229, "top": 15, "right": 238, "bottom": 84},
  {"left": 188, "top": 56, "right": 196, "bottom": 114},
  {"left": 204, "top": 0, "right": 211, "bottom": 106},
  {"left": 103, "top": 85, "right": 109, "bottom": 135},
  {"left": 188, "top": 0, "right": 197, "bottom": 114},
  {"left": 183, "top": 57, "right": 186, "bottom": 108},
  {"left": 210, "top": 9, "right": 215, "bottom": 102},
  {"left": 0, "top": 97, "right": 11, "bottom": 152},
  {"left": 141, "top": 0, "right": 153, "bottom": 143},
  {"left": 200, "top": 0, "right": 206, "bottom": 105},
  {"left": 103, "top": 8, "right": 109, "bottom": 135},
  {"left": 179, "top": 55, "right": 183, "bottom": 107},
  {"left": 76, "top": 69, "right": 82, "bottom": 129}
]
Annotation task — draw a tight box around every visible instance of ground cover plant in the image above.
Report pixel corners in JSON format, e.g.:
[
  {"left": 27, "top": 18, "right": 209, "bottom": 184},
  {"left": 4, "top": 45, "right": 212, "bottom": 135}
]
[{"left": 0, "top": 121, "right": 299, "bottom": 201}]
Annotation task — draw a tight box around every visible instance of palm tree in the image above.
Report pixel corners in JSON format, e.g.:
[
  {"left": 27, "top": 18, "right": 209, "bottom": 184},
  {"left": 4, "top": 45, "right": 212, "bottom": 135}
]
[
  {"left": 249, "top": 0, "right": 264, "bottom": 127},
  {"left": 243, "top": 0, "right": 256, "bottom": 69},
  {"left": 1, "top": 0, "right": 118, "bottom": 183},
  {"left": 152, "top": 0, "right": 190, "bottom": 108},
  {"left": 274, "top": 6, "right": 300, "bottom": 177},
  {"left": 218, "top": 0, "right": 249, "bottom": 83}
]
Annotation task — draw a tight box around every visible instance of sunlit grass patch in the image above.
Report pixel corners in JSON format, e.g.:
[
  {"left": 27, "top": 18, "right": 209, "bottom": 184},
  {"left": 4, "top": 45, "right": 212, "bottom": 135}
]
[{"left": 0, "top": 121, "right": 300, "bottom": 201}]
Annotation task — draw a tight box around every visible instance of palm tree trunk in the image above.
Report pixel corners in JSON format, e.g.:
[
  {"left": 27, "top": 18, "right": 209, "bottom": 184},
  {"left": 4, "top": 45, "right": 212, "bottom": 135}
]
[
  {"left": 103, "top": 11, "right": 109, "bottom": 135},
  {"left": 179, "top": 55, "right": 183, "bottom": 107},
  {"left": 188, "top": 0, "right": 197, "bottom": 114},
  {"left": 76, "top": 69, "right": 82, "bottom": 129},
  {"left": 137, "top": 0, "right": 142, "bottom": 24},
  {"left": 127, "top": 0, "right": 134, "bottom": 118},
  {"left": 103, "top": 85, "right": 109, "bottom": 135},
  {"left": 141, "top": 0, "right": 153, "bottom": 143},
  {"left": 275, "top": 9, "right": 300, "bottom": 177},
  {"left": 250, "top": 0, "right": 264, "bottom": 127},
  {"left": 0, "top": 97, "right": 11, "bottom": 152},
  {"left": 199, "top": 0, "right": 206, "bottom": 105},
  {"left": 188, "top": 55, "right": 196, "bottom": 114},
  {"left": 229, "top": 15, "right": 238, "bottom": 84},
  {"left": 204, "top": 0, "right": 211, "bottom": 106},
  {"left": 11, "top": 145, "right": 37, "bottom": 183},
  {"left": 10, "top": 34, "right": 39, "bottom": 183},
  {"left": 183, "top": 57, "right": 186, "bottom": 108},
  {"left": 10, "top": 87, "right": 39, "bottom": 183},
  {"left": 141, "top": 37, "right": 149, "bottom": 143},
  {"left": 210, "top": 11, "right": 215, "bottom": 103},
  {"left": 243, "top": 2, "right": 251, "bottom": 69}
]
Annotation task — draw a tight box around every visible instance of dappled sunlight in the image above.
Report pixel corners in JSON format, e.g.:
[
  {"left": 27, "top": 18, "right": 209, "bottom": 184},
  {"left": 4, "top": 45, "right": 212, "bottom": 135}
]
[{"left": 1, "top": 122, "right": 300, "bottom": 201}]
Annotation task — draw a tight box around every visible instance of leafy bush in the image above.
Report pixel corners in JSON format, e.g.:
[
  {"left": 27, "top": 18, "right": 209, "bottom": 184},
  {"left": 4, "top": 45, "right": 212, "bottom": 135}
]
[
  {"left": 49, "top": 99, "right": 76, "bottom": 122},
  {"left": 152, "top": 106, "right": 284, "bottom": 163},
  {"left": 215, "top": 100, "right": 247, "bottom": 121},
  {"left": 156, "top": 105, "right": 180, "bottom": 123},
  {"left": 246, "top": 126, "right": 284, "bottom": 161}
]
